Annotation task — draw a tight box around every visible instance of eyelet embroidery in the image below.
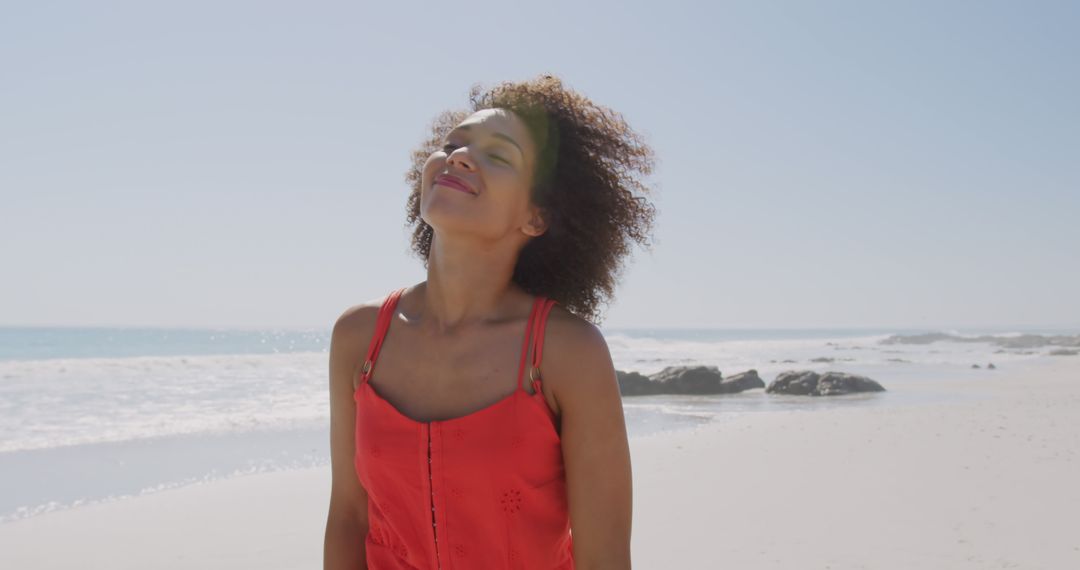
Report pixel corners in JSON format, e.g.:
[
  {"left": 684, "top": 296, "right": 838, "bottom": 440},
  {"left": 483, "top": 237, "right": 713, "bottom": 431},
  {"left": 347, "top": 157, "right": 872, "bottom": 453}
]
[{"left": 499, "top": 488, "right": 523, "bottom": 513}]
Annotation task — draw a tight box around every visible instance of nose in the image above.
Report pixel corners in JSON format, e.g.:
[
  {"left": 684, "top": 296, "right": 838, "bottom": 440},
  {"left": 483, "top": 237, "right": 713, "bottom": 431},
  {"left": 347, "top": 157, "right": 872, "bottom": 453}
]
[{"left": 446, "top": 146, "right": 477, "bottom": 172}]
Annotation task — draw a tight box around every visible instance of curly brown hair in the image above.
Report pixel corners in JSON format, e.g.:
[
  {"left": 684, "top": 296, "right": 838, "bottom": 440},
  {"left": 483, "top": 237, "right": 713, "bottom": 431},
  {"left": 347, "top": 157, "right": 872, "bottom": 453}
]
[{"left": 404, "top": 74, "right": 658, "bottom": 324}]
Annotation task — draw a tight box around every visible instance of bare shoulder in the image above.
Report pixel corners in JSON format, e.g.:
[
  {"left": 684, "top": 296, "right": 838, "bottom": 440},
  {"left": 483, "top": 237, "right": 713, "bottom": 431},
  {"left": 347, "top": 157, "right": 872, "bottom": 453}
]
[
  {"left": 332, "top": 302, "right": 381, "bottom": 347},
  {"left": 543, "top": 305, "right": 609, "bottom": 359},
  {"left": 329, "top": 299, "right": 385, "bottom": 389},
  {"left": 541, "top": 305, "right": 618, "bottom": 412},
  {"left": 333, "top": 301, "right": 381, "bottom": 338}
]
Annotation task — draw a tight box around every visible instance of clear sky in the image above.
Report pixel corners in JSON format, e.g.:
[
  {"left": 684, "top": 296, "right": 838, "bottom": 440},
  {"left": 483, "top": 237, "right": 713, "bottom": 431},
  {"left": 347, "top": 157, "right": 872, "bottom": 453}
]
[{"left": 2, "top": 0, "right": 1077, "bottom": 330}]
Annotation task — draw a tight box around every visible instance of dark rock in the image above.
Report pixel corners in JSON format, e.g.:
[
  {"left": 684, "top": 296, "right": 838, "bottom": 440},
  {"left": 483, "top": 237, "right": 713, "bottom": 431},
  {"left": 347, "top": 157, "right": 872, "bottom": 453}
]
[
  {"left": 648, "top": 365, "right": 724, "bottom": 394},
  {"left": 719, "top": 369, "right": 765, "bottom": 393},
  {"left": 616, "top": 366, "right": 765, "bottom": 396},
  {"left": 616, "top": 370, "right": 660, "bottom": 396},
  {"left": 809, "top": 357, "right": 834, "bottom": 363},
  {"left": 1049, "top": 349, "right": 1078, "bottom": 356},
  {"left": 972, "top": 364, "right": 981, "bottom": 368},
  {"left": 766, "top": 370, "right": 886, "bottom": 396},
  {"left": 816, "top": 371, "right": 886, "bottom": 396},
  {"left": 765, "top": 371, "right": 821, "bottom": 395},
  {"left": 615, "top": 366, "right": 725, "bottom": 395},
  {"left": 987, "top": 363, "right": 996, "bottom": 369}
]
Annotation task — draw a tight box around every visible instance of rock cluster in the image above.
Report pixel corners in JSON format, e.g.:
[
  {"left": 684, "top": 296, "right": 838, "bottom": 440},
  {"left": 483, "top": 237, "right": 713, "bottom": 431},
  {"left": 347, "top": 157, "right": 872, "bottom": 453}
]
[
  {"left": 615, "top": 366, "right": 887, "bottom": 397},
  {"left": 616, "top": 366, "right": 765, "bottom": 396}
]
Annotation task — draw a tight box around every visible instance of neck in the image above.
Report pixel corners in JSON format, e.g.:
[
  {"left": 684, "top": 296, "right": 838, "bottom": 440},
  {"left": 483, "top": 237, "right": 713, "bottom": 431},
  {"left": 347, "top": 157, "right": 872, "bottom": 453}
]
[{"left": 417, "top": 232, "right": 528, "bottom": 334}]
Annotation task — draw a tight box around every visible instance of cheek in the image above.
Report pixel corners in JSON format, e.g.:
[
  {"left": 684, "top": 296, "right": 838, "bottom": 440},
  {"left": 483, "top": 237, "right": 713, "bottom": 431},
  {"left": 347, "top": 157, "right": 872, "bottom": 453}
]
[
  {"left": 491, "top": 171, "right": 532, "bottom": 203},
  {"left": 421, "top": 155, "right": 444, "bottom": 190}
]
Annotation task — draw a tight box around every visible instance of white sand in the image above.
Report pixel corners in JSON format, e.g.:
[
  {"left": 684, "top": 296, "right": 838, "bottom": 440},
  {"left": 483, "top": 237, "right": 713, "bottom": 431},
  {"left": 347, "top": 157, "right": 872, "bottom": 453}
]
[{"left": 2, "top": 356, "right": 1078, "bottom": 569}]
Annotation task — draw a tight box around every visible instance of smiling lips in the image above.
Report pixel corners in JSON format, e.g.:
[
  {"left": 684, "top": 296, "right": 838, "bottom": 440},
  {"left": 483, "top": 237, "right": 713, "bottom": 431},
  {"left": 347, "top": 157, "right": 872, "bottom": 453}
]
[{"left": 434, "top": 174, "right": 477, "bottom": 195}]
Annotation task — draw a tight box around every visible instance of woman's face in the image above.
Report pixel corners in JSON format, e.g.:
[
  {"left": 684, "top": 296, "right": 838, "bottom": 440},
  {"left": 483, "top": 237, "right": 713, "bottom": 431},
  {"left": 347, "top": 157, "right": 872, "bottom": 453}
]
[{"left": 420, "top": 108, "right": 544, "bottom": 244}]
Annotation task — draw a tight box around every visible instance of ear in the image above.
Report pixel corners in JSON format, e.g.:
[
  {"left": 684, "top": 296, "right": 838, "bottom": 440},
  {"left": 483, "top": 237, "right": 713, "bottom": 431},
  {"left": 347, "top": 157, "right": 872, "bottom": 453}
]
[{"left": 522, "top": 204, "right": 548, "bottom": 238}]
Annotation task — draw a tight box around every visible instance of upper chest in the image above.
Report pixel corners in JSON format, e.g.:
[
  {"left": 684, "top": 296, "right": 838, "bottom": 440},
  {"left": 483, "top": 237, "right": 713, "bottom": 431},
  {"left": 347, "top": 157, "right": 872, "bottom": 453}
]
[{"left": 356, "top": 315, "right": 562, "bottom": 423}]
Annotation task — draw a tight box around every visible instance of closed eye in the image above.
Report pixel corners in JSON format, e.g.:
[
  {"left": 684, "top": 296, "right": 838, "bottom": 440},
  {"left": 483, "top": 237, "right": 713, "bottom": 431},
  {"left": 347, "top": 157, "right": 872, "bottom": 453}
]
[{"left": 444, "top": 141, "right": 511, "bottom": 166}]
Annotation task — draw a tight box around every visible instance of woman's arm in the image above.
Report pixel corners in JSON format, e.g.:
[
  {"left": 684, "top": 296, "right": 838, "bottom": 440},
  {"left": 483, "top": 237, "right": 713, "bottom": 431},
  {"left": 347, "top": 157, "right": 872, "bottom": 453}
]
[
  {"left": 550, "top": 316, "right": 634, "bottom": 569},
  {"left": 324, "top": 306, "right": 377, "bottom": 570}
]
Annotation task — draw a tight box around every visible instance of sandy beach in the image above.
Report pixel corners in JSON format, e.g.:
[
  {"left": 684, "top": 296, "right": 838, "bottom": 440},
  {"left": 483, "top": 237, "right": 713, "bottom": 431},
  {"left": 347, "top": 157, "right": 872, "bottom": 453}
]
[{"left": 2, "top": 355, "right": 1078, "bottom": 569}]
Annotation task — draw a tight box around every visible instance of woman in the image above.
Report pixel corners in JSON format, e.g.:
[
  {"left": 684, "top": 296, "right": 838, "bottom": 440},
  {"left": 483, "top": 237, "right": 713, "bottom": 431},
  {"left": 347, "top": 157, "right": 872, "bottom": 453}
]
[{"left": 324, "top": 75, "right": 656, "bottom": 569}]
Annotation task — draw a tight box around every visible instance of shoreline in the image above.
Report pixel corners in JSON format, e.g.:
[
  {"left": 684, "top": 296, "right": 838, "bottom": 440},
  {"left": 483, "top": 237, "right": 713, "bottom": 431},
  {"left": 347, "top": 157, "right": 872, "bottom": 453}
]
[
  {"left": 1, "top": 355, "right": 1078, "bottom": 568},
  {"left": 0, "top": 355, "right": 998, "bottom": 525}
]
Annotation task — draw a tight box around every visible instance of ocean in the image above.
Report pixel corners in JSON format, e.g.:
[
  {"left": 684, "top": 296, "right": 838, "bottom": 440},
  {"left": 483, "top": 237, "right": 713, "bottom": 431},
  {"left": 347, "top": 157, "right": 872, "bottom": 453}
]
[{"left": 1, "top": 324, "right": 1075, "bottom": 524}]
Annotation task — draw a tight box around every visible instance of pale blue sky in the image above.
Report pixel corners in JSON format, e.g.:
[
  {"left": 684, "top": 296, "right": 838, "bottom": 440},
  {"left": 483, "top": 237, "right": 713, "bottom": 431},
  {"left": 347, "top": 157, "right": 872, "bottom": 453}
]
[{"left": 1, "top": 1, "right": 1077, "bottom": 329}]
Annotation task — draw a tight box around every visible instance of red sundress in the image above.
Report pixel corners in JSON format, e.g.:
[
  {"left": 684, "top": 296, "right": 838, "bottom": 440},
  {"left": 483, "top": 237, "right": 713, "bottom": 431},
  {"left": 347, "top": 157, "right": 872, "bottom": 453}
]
[{"left": 353, "top": 287, "right": 575, "bottom": 569}]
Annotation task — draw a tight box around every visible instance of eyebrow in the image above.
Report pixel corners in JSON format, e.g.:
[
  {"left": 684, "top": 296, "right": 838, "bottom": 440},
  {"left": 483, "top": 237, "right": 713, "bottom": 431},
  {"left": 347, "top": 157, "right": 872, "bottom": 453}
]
[{"left": 451, "top": 125, "right": 525, "bottom": 160}]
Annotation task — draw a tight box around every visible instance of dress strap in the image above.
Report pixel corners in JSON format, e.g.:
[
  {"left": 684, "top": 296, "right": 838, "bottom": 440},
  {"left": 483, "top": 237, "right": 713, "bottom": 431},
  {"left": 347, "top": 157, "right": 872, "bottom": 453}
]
[
  {"left": 359, "top": 287, "right": 407, "bottom": 386},
  {"left": 516, "top": 296, "right": 544, "bottom": 391},
  {"left": 517, "top": 296, "right": 558, "bottom": 392}
]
